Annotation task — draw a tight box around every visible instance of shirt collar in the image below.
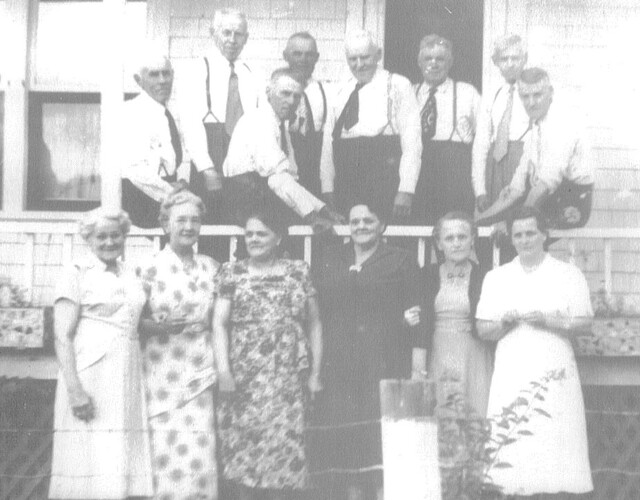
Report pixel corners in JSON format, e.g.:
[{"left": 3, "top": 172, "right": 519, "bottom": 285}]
[
  {"left": 208, "top": 47, "right": 245, "bottom": 69},
  {"left": 83, "top": 252, "right": 123, "bottom": 273},
  {"left": 137, "top": 90, "right": 167, "bottom": 115}
]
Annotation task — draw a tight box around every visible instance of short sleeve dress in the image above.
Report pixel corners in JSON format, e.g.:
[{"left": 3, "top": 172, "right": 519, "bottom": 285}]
[
  {"left": 137, "top": 247, "right": 219, "bottom": 500},
  {"left": 216, "top": 259, "right": 315, "bottom": 490},
  {"left": 49, "top": 256, "right": 153, "bottom": 500},
  {"left": 476, "top": 254, "right": 593, "bottom": 495}
]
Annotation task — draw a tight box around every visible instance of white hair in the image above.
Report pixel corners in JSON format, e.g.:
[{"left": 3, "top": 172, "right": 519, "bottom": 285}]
[
  {"left": 212, "top": 8, "right": 248, "bottom": 33},
  {"left": 131, "top": 42, "right": 171, "bottom": 78},
  {"left": 79, "top": 208, "right": 131, "bottom": 241},
  {"left": 492, "top": 34, "right": 527, "bottom": 60},
  {"left": 344, "top": 29, "right": 379, "bottom": 52}
]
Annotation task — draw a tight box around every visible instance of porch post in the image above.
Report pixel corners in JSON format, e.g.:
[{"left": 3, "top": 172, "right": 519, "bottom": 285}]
[{"left": 100, "top": 0, "right": 126, "bottom": 212}]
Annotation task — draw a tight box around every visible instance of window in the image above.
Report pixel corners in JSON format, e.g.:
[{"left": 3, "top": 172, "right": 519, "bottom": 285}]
[{"left": 27, "top": 0, "right": 147, "bottom": 210}]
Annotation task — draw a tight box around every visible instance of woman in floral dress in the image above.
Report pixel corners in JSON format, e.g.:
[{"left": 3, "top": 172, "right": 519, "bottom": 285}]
[
  {"left": 138, "top": 188, "right": 219, "bottom": 500},
  {"left": 213, "top": 210, "right": 323, "bottom": 500}
]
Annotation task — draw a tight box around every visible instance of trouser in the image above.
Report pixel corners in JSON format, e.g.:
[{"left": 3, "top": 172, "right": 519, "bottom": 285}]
[{"left": 122, "top": 176, "right": 175, "bottom": 229}]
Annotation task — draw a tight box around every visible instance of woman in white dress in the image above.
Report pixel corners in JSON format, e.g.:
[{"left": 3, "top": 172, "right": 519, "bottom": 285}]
[
  {"left": 476, "top": 206, "right": 593, "bottom": 499},
  {"left": 49, "top": 209, "right": 153, "bottom": 499}
]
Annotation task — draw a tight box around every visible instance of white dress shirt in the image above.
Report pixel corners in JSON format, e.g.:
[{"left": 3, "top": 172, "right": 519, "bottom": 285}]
[
  {"left": 414, "top": 77, "right": 481, "bottom": 144},
  {"left": 223, "top": 104, "right": 325, "bottom": 218},
  {"left": 121, "top": 92, "right": 177, "bottom": 202},
  {"left": 320, "top": 68, "right": 422, "bottom": 194},
  {"left": 180, "top": 49, "right": 264, "bottom": 172},
  {"left": 290, "top": 78, "right": 327, "bottom": 133},
  {"left": 472, "top": 81, "right": 530, "bottom": 197},
  {"left": 508, "top": 104, "right": 594, "bottom": 198}
]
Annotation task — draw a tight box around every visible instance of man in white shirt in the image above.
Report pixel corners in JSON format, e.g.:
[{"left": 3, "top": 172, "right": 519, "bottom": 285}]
[
  {"left": 477, "top": 68, "right": 594, "bottom": 229},
  {"left": 180, "top": 8, "right": 262, "bottom": 222},
  {"left": 224, "top": 68, "right": 343, "bottom": 231},
  {"left": 122, "top": 50, "right": 182, "bottom": 228},
  {"left": 283, "top": 32, "right": 328, "bottom": 198},
  {"left": 472, "top": 34, "right": 530, "bottom": 213},
  {"left": 320, "top": 30, "right": 422, "bottom": 221},
  {"left": 413, "top": 34, "right": 481, "bottom": 224}
]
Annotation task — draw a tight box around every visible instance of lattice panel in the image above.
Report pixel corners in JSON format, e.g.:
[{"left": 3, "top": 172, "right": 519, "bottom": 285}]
[
  {"left": 584, "top": 386, "right": 640, "bottom": 500},
  {"left": 0, "top": 378, "right": 55, "bottom": 500}
]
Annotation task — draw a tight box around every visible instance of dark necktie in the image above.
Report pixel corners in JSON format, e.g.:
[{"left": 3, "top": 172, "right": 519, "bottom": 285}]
[
  {"left": 280, "top": 120, "right": 289, "bottom": 156},
  {"left": 333, "top": 82, "right": 365, "bottom": 139},
  {"left": 420, "top": 86, "right": 438, "bottom": 139},
  {"left": 493, "top": 84, "right": 515, "bottom": 162},
  {"left": 225, "top": 62, "right": 244, "bottom": 136},
  {"left": 164, "top": 108, "right": 183, "bottom": 169},
  {"left": 300, "top": 92, "right": 314, "bottom": 135}
]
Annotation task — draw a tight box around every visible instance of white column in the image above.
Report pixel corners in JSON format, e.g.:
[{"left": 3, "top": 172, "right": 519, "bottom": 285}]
[{"left": 100, "top": 0, "right": 126, "bottom": 211}]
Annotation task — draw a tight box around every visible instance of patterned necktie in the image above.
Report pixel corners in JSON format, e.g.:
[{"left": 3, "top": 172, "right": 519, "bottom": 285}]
[
  {"left": 280, "top": 120, "right": 289, "bottom": 156},
  {"left": 164, "top": 108, "right": 182, "bottom": 170},
  {"left": 492, "top": 84, "right": 515, "bottom": 162},
  {"left": 225, "top": 62, "right": 244, "bottom": 136},
  {"left": 421, "top": 86, "right": 438, "bottom": 139}
]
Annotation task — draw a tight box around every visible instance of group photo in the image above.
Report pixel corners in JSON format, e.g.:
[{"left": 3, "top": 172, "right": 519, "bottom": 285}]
[{"left": 0, "top": 1, "right": 639, "bottom": 500}]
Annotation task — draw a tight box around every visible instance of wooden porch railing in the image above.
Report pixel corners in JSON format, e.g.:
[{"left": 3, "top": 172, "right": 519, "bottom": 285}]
[{"left": 2, "top": 221, "right": 640, "bottom": 305}]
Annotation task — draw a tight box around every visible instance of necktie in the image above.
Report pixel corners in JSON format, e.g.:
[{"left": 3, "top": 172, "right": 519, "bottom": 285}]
[
  {"left": 280, "top": 120, "right": 289, "bottom": 156},
  {"left": 492, "top": 85, "right": 514, "bottom": 162},
  {"left": 299, "top": 92, "right": 314, "bottom": 135},
  {"left": 530, "top": 119, "right": 541, "bottom": 184},
  {"left": 333, "top": 82, "right": 365, "bottom": 139},
  {"left": 420, "top": 86, "right": 438, "bottom": 139},
  {"left": 225, "top": 62, "right": 244, "bottom": 136},
  {"left": 164, "top": 108, "right": 183, "bottom": 170}
]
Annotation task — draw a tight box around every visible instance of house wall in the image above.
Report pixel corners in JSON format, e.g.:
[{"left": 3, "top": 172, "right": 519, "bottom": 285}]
[{"left": 485, "top": 0, "right": 640, "bottom": 310}]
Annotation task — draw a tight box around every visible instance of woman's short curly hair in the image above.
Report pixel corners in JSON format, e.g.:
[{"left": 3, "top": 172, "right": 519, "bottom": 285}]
[
  {"left": 432, "top": 210, "right": 477, "bottom": 243},
  {"left": 158, "top": 187, "right": 206, "bottom": 227},
  {"left": 79, "top": 208, "right": 131, "bottom": 241}
]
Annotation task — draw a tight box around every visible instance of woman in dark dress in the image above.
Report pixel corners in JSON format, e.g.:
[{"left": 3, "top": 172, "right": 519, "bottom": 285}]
[{"left": 311, "top": 202, "right": 424, "bottom": 500}]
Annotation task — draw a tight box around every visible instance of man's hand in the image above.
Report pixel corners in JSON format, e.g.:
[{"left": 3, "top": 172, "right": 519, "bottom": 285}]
[
  {"left": 392, "top": 191, "right": 413, "bottom": 219},
  {"left": 404, "top": 305, "right": 421, "bottom": 327},
  {"left": 202, "top": 168, "right": 223, "bottom": 193},
  {"left": 476, "top": 194, "right": 490, "bottom": 213}
]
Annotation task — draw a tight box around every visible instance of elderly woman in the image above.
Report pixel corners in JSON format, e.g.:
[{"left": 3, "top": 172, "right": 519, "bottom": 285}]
[
  {"left": 49, "top": 208, "right": 153, "bottom": 500},
  {"left": 476, "top": 206, "right": 593, "bottom": 498},
  {"left": 312, "top": 201, "right": 423, "bottom": 500},
  {"left": 138, "top": 188, "right": 219, "bottom": 499},
  {"left": 214, "top": 209, "right": 323, "bottom": 500},
  {"left": 411, "top": 211, "right": 493, "bottom": 416}
]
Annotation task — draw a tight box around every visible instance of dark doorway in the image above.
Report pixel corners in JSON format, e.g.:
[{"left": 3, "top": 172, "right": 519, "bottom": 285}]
[{"left": 383, "top": 0, "right": 484, "bottom": 90}]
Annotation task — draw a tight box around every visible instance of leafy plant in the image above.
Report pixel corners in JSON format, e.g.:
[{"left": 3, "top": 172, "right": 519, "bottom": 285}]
[
  {"left": 436, "top": 368, "right": 567, "bottom": 500},
  {"left": 0, "top": 282, "right": 31, "bottom": 307}
]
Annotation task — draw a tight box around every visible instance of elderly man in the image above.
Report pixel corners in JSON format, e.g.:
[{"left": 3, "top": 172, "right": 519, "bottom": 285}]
[
  {"left": 320, "top": 30, "right": 422, "bottom": 221},
  {"left": 477, "top": 68, "right": 594, "bottom": 229},
  {"left": 283, "top": 31, "right": 327, "bottom": 198},
  {"left": 223, "top": 68, "right": 342, "bottom": 231},
  {"left": 472, "top": 35, "right": 530, "bottom": 213},
  {"left": 122, "top": 49, "right": 182, "bottom": 228},
  {"left": 413, "top": 34, "right": 481, "bottom": 224},
  {"left": 181, "top": 8, "right": 261, "bottom": 220}
]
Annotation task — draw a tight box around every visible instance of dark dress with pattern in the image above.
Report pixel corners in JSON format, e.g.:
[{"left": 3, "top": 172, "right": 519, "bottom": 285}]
[
  {"left": 216, "top": 259, "right": 315, "bottom": 490},
  {"left": 310, "top": 243, "right": 421, "bottom": 486}
]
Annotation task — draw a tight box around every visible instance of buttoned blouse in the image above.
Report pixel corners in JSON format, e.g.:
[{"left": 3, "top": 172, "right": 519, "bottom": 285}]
[
  {"left": 55, "top": 255, "right": 146, "bottom": 371},
  {"left": 472, "top": 81, "right": 531, "bottom": 196},
  {"left": 508, "top": 104, "right": 594, "bottom": 198},
  {"left": 320, "top": 67, "right": 422, "bottom": 194},
  {"left": 122, "top": 92, "right": 177, "bottom": 202},
  {"left": 180, "top": 49, "right": 264, "bottom": 172},
  {"left": 414, "top": 77, "right": 481, "bottom": 144}
]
